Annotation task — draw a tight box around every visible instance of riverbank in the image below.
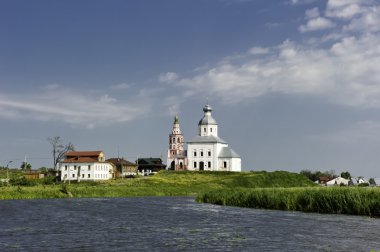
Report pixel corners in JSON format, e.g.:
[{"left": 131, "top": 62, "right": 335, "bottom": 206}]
[
  {"left": 196, "top": 187, "right": 380, "bottom": 217},
  {"left": 0, "top": 170, "right": 314, "bottom": 200}
]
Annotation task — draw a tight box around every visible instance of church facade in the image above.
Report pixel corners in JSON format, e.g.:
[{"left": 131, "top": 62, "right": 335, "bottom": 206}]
[{"left": 166, "top": 105, "right": 241, "bottom": 172}]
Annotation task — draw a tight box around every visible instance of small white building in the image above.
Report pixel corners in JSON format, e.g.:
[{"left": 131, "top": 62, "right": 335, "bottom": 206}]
[
  {"left": 187, "top": 104, "right": 241, "bottom": 172},
  {"left": 326, "top": 176, "right": 350, "bottom": 186},
  {"left": 59, "top": 151, "right": 114, "bottom": 182}
]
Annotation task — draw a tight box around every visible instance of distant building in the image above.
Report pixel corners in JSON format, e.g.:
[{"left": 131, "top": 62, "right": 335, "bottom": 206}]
[
  {"left": 318, "top": 176, "right": 331, "bottom": 185},
  {"left": 374, "top": 178, "right": 380, "bottom": 186},
  {"left": 59, "top": 151, "right": 114, "bottom": 181},
  {"left": 326, "top": 176, "right": 350, "bottom": 186},
  {"left": 106, "top": 158, "right": 137, "bottom": 177},
  {"left": 137, "top": 158, "right": 166, "bottom": 175},
  {"left": 166, "top": 116, "right": 187, "bottom": 171},
  {"left": 187, "top": 104, "right": 241, "bottom": 172}
]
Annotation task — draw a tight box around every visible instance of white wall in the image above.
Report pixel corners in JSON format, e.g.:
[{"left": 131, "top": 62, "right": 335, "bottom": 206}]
[{"left": 60, "top": 162, "right": 113, "bottom": 181}]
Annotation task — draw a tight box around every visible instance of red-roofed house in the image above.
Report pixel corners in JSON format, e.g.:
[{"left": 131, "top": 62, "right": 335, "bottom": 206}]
[{"left": 59, "top": 151, "right": 114, "bottom": 182}]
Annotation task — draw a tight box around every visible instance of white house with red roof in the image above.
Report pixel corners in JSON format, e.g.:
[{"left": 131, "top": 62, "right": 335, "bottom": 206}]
[{"left": 59, "top": 151, "right": 114, "bottom": 182}]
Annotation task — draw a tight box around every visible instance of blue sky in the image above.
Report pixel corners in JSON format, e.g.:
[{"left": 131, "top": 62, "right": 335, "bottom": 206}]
[{"left": 1, "top": 0, "right": 380, "bottom": 178}]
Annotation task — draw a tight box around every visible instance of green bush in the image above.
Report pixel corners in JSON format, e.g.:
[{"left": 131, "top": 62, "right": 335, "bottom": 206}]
[{"left": 9, "top": 176, "right": 37, "bottom": 186}]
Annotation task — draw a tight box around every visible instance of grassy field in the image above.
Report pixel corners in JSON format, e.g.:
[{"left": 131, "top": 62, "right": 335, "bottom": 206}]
[
  {"left": 196, "top": 187, "right": 380, "bottom": 217},
  {"left": 0, "top": 170, "right": 315, "bottom": 200}
]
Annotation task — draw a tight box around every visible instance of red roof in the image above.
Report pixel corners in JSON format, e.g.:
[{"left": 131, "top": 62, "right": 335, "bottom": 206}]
[
  {"left": 63, "top": 157, "right": 99, "bottom": 163},
  {"left": 66, "top": 151, "right": 103, "bottom": 157},
  {"left": 62, "top": 150, "right": 104, "bottom": 163}
]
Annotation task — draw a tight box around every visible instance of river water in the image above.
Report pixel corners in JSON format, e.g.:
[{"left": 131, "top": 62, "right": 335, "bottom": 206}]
[{"left": 0, "top": 197, "right": 379, "bottom": 251}]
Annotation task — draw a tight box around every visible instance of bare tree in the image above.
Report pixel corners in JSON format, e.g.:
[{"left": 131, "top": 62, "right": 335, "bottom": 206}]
[{"left": 47, "top": 136, "right": 75, "bottom": 170}]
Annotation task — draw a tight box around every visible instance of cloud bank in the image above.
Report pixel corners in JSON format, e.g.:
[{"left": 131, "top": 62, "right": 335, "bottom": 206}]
[
  {"left": 0, "top": 87, "right": 154, "bottom": 128},
  {"left": 162, "top": 0, "right": 380, "bottom": 108}
]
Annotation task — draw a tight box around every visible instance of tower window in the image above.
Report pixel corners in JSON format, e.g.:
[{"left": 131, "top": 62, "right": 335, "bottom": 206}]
[
  {"left": 194, "top": 162, "right": 197, "bottom": 168},
  {"left": 208, "top": 162, "right": 211, "bottom": 168},
  {"left": 194, "top": 151, "right": 197, "bottom": 157},
  {"left": 223, "top": 161, "right": 227, "bottom": 168},
  {"left": 210, "top": 128, "right": 213, "bottom": 132},
  {"left": 201, "top": 151, "right": 203, "bottom": 157},
  {"left": 204, "top": 128, "right": 206, "bottom": 132},
  {"left": 208, "top": 151, "right": 211, "bottom": 157}
]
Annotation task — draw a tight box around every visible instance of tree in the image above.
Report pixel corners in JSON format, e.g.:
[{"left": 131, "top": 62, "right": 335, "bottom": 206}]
[
  {"left": 20, "top": 162, "right": 32, "bottom": 171},
  {"left": 47, "top": 136, "right": 75, "bottom": 170},
  {"left": 340, "top": 171, "right": 351, "bottom": 180}
]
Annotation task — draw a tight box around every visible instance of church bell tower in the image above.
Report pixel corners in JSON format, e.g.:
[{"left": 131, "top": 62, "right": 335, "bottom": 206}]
[{"left": 166, "top": 116, "right": 187, "bottom": 170}]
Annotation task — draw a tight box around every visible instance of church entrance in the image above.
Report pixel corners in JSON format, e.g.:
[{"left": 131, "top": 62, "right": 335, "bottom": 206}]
[
  {"left": 170, "top": 161, "right": 175, "bottom": 170},
  {"left": 199, "top": 162, "right": 204, "bottom": 171}
]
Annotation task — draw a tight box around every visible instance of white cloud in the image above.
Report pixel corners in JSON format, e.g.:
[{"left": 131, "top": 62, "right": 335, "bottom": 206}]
[
  {"left": 288, "top": 0, "right": 317, "bottom": 6},
  {"left": 299, "top": 17, "right": 336, "bottom": 32},
  {"left": 0, "top": 88, "right": 153, "bottom": 128},
  {"left": 167, "top": 0, "right": 380, "bottom": 109},
  {"left": 249, "top": 47, "right": 270, "bottom": 55},
  {"left": 110, "top": 83, "right": 131, "bottom": 90},
  {"left": 42, "top": 83, "right": 61, "bottom": 90},
  {"left": 159, "top": 72, "right": 179, "bottom": 83},
  {"left": 305, "top": 7, "right": 320, "bottom": 19}
]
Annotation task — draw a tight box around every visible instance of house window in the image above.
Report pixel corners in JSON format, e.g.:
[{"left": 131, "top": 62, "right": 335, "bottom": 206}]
[
  {"left": 204, "top": 128, "right": 206, "bottom": 132},
  {"left": 208, "top": 151, "right": 211, "bottom": 157},
  {"left": 88, "top": 174, "right": 90, "bottom": 178},
  {"left": 223, "top": 161, "right": 227, "bottom": 168},
  {"left": 194, "top": 151, "right": 197, "bottom": 157},
  {"left": 82, "top": 174, "right": 84, "bottom": 178},
  {"left": 201, "top": 151, "right": 203, "bottom": 157},
  {"left": 65, "top": 165, "right": 68, "bottom": 171},
  {"left": 210, "top": 128, "right": 213, "bottom": 132},
  {"left": 88, "top": 165, "right": 91, "bottom": 170},
  {"left": 74, "top": 165, "right": 77, "bottom": 170},
  {"left": 72, "top": 174, "right": 75, "bottom": 178},
  {"left": 208, "top": 162, "right": 211, "bottom": 168},
  {"left": 194, "top": 162, "right": 197, "bottom": 168}
]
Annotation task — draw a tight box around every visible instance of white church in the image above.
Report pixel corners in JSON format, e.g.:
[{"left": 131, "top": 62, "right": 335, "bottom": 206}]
[{"left": 167, "top": 104, "right": 241, "bottom": 172}]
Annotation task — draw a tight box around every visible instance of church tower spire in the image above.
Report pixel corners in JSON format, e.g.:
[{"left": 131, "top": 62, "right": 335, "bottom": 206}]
[{"left": 166, "top": 115, "right": 187, "bottom": 170}]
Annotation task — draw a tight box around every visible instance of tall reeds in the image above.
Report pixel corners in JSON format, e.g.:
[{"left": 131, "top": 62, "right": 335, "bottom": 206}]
[{"left": 197, "top": 187, "right": 380, "bottom": 217}]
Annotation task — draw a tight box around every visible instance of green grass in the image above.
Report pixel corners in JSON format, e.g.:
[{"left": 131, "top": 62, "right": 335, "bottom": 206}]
[
  {"left": 196, "top": 187, "right": 380, "bottom": 217},
  {"left": 0, "top": 170, "right": 315, "bottom": 200}
]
